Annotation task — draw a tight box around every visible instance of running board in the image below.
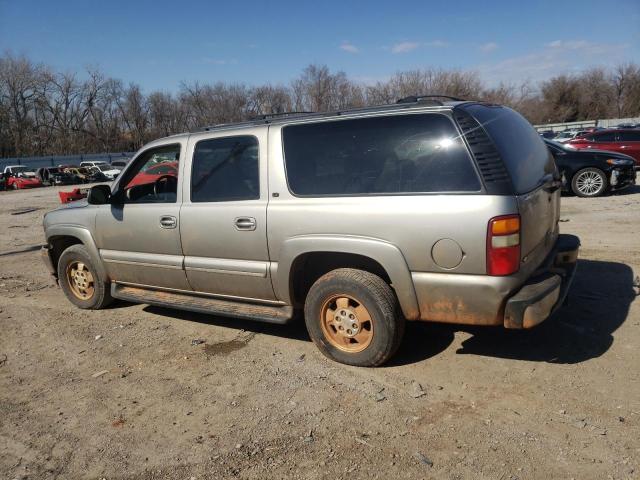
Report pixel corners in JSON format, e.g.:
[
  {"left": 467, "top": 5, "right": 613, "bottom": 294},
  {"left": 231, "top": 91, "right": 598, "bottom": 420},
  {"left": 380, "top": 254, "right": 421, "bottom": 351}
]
[{"left": 111, "top": 284, "right": 294, "bottom": 324}]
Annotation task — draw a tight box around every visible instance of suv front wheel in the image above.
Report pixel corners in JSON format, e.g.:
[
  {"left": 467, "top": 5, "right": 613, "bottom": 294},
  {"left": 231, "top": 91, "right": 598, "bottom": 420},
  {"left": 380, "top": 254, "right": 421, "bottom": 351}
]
[
  {"left": 58, "top": 244, "right": 113, "bottom": 309},
  {"left": 304, "top": 268, "right": 405, "bottom": 367}
]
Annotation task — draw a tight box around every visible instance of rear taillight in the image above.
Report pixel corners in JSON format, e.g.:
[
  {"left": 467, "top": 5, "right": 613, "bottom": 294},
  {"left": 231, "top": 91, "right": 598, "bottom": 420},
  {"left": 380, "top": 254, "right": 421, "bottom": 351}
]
[{"left": 487, "top": 214, "right": 520, "bottom": 276}]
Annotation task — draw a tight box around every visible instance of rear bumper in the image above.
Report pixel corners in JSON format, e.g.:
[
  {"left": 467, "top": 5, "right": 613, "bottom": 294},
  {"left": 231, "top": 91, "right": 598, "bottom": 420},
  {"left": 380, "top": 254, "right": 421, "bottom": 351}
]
[
  {"left": 411, "top": 234, "right": 579, "bottom": 327},
  {"left": 504, "top": 234, "right": 580, "bottom": 329}
]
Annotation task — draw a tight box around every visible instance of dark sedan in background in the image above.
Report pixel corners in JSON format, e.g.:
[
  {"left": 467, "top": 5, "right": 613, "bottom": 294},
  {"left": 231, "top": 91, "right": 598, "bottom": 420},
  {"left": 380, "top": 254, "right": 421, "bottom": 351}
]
[{"left": 544, "top": 139, "right": 636, "bottom": 197}]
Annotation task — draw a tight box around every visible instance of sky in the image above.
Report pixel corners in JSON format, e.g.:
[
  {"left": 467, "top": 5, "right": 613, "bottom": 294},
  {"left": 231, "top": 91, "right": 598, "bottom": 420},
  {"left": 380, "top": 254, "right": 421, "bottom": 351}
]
[{"left": 1, "top": 0, "right": 639, "bottom": 93}]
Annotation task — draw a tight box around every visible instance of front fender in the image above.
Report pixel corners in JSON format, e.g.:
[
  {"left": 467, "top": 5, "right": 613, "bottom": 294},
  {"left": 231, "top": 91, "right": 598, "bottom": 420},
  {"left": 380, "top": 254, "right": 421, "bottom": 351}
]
[
  {"left": 273, "top": 235, "right": 420, "bottom": 320},
  {"left": 44, "top": 224, "right": 107, "bottom": 282}
]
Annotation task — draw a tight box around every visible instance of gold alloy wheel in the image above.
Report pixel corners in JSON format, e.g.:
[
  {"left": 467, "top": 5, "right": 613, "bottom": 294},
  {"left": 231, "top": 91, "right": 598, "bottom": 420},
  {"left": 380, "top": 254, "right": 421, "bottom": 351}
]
[
  {"left": 320, "top": 295, "right": 374, "bottom": 353},
  {"left": 66, "top": 261, "right": 95, "bottom": 300}
]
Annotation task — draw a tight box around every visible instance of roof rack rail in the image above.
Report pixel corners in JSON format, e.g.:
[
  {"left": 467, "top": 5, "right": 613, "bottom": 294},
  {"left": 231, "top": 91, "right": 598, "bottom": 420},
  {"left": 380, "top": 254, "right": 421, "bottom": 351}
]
[
  {"left": 192, "top": 98, "right": 468, "bottom": 133},
  {"left": 250, "top": 111, "right": 315, "bottom": 121},
  {"left": 396, "top": 94, "right": 466, "bottom": 104}
]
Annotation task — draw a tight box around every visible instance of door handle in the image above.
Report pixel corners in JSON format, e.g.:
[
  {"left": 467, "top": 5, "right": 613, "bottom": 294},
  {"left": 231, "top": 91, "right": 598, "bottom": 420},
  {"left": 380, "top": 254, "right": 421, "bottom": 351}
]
[
  {"left": 234, "top": 217, "right": 256, "bottom": 231},
  {"left": 159, "top": 215, "right": 177, "bottom": 229}
]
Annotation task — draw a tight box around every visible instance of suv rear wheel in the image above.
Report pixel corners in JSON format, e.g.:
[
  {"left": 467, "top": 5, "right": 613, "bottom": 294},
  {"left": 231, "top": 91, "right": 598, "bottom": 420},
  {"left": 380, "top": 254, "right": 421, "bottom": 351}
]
[
  {"left": 304, "top": 268, "right": 404, "bottom": 367},
  {"left": 58, "top": 244, "right": 113, "bottom": 309},
  {"left": 571, "top": 168, "right": 608, "bottom": 197}
]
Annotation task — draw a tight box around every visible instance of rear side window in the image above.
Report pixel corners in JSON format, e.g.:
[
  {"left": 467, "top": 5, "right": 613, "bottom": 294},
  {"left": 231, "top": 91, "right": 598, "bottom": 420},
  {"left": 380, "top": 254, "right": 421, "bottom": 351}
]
[
  {"left": 587, "top": 132, "right": 616, "bottom": 142},
  {"left": 464, "top": 105, "right": 555, "bottom": 194},
  {"left": 191, "top": 136, "right": 259, "bottom": 202},
  {"left": 618, "top": 131, "right": 640, "bottom": 141},
  {"left": 282, "top": 114, "right": 480, "bottom": 196}
]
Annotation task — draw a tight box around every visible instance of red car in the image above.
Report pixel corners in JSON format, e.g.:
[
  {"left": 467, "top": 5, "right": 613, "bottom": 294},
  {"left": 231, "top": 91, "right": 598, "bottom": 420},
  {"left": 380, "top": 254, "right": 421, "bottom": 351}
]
[
  {"left": 126, "top": 161, "right": 178, "bottom": 188},
  {"left": 4, "top": 166, "right": 44, "bottom": 190},
  {"left": 568, "top": 129, "right": 640, "bottom": 168}
]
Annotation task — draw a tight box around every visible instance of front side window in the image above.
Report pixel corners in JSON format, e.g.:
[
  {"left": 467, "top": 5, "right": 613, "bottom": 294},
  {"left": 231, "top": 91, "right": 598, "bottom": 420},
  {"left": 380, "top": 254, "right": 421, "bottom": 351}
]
[
  {"left": 282, "top": 114, "right": 480, "bottom": 196},
  {"left": 191, "top": 136, "right": 259, "bottom": 202},
  {"left": 121, "top": 144, "right": 180, "bottom": 203}
]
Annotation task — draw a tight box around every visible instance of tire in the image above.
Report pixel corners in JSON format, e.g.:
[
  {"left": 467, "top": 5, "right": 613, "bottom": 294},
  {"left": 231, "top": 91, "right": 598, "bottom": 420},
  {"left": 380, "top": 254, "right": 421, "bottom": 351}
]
[
  {"left": 57, "top": 244, "right": 113, "bottom": 309},
  {"left": 571, "top": 168, "right": 608, "bottom": 197},
  {"left": 12, "top": 183, "right": 19, "bottom": 190},
  {"left": 304, "top": 268, "right": 405, "bottom": 367}
]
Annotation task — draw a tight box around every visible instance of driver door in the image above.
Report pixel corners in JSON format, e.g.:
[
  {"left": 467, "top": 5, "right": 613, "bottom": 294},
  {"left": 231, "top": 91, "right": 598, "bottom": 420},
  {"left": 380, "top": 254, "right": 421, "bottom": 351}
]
[{"left": 95, "top": 142, "right": 190, "bottom": 290}]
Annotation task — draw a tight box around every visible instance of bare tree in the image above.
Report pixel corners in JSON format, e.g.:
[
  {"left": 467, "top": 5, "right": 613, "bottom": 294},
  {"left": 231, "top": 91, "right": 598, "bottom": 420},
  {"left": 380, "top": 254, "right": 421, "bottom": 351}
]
[
  {"left": 366, "top": 68, "right": 484, "bottom": 105},
  {"left": 247, "top": 84, "right": 293, "bottom": 116},
  {"left": 1, "top": 52, "right": 639, "bottom": 158},
  {"left": 292, "top": 65, "right": 363, "bottom": 112},
  {"left": 0, "top": 53, "right": 47, "bottom": 156},
  {"left": 116, "top": 83, "right": 149, "bottom": 149},
  {"left": 612, "top": 63, "right": 640, "bottom": 117}
]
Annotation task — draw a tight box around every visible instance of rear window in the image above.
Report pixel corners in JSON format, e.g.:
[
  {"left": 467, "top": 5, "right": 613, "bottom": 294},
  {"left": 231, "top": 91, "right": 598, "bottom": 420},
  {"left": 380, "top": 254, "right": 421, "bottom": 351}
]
[
  {"left": 191, "top": 136, "right": 259, "bottom": 202},
  {"left": 282, "top": 113, "right": 481, "bottom": 196},
  {"left": 464, "top": 105, "right": 555, "bottom": 194},
  {"left": 618, "top": 131, "right": 640, "bottom": 141}
]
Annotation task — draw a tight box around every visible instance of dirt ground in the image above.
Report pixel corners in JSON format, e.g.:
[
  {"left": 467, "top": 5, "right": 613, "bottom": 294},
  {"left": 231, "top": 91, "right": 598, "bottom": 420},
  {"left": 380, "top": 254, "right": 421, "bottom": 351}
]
[{"left": 0, "top": 184, "right": 639, "bottom": 480}]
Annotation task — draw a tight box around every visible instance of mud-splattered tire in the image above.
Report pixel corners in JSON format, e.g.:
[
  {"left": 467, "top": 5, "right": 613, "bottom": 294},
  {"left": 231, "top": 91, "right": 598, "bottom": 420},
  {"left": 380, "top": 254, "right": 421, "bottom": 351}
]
[
  {"left": 58, "top": 244, "right": 113, "bottom": 309},
  {"left": 304, "top": 268, "right": 404, "bottom": 367}
]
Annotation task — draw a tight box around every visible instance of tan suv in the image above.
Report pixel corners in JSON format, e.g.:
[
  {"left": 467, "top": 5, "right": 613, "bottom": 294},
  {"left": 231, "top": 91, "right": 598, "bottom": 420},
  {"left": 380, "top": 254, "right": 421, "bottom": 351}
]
[{"left": 42, "top": 97, "right": 580, "bottom": 366}]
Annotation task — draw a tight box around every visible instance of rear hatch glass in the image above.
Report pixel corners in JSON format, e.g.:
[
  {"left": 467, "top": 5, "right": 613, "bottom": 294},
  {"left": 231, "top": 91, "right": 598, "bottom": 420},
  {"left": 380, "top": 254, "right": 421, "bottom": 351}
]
[
  {"left": 462, "top": 104, "right": 560, "bottom": 264},
  {"left": 463, "top": 104, "right": 556, "bottom": 194}
]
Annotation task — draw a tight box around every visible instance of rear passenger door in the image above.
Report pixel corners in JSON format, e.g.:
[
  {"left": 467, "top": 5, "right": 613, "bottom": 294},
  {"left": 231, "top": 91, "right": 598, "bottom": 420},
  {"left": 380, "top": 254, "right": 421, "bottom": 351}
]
[
  {"left": 617, "top": 130, "right": 640, "bottom": 164},
  {"left": 585, "top": 131, "right": 617, "bottom": 151},
  {"left": 179, "top": 128, "right": 276, "bottom": 301}
]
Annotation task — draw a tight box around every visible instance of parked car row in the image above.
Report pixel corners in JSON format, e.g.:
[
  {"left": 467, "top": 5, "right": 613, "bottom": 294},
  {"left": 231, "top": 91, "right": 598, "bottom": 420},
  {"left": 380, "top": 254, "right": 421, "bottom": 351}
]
[
  {"left": 544, "top": 139, "right": 636, "bottom": 197},
  {"left": 0, "top": 160, "right": 128, "bottom": 191},
  {"left": 539, "top": 127, "right": 640, "bottom": 171}
]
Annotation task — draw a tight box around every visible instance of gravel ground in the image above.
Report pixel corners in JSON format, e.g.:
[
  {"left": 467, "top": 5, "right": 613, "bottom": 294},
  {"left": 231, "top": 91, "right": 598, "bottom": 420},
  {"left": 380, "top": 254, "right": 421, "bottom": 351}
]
[{"left": 0, "top": 184, "right": 639, "bottom": 480}]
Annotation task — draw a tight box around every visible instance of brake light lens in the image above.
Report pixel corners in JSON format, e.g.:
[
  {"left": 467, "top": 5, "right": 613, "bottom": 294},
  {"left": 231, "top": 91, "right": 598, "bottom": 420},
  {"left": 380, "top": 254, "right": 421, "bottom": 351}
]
[{"left": 487, "top": 215, "right": 520, "bottom": 276}]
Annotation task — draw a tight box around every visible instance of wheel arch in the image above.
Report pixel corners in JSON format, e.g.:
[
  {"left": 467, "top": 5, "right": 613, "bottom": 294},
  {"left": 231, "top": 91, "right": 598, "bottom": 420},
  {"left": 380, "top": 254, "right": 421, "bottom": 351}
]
[
  {"left": 45, "top": 226, "right": 108, "bottom": 282},
  {"left": 273, "top": 235, "right": 420, "bottom": 320}
]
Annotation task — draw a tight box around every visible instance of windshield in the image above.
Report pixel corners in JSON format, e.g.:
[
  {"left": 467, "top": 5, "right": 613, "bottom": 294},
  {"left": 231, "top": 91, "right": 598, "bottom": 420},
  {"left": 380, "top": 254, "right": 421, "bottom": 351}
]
[
  {"left": 11, "top": 166, "right": 29, "bottom": 172},
  {"left": 97, "top": 165, "right": 111, "bottom": 171}
]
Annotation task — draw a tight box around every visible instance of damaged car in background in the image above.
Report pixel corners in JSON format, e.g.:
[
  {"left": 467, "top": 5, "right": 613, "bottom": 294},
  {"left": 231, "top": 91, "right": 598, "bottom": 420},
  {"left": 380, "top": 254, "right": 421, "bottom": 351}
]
[
  {"left": 36, "top": 167, "right": 77, "bottom": 186},
  {"left": 544, "top": 139, "right": 636, "bottom": 197},
  {"left": 59, "top": 166, "right": 109, "bottom": 184},
  {"left": 3, "top": 165, "right": 43, "bottom": 190}
]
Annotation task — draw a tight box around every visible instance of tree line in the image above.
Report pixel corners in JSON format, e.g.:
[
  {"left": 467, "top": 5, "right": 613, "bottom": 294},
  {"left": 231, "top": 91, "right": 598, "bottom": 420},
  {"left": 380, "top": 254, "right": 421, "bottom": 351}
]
[{"left": 1, "top": 52, "right": 639, "bottom": 158}]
